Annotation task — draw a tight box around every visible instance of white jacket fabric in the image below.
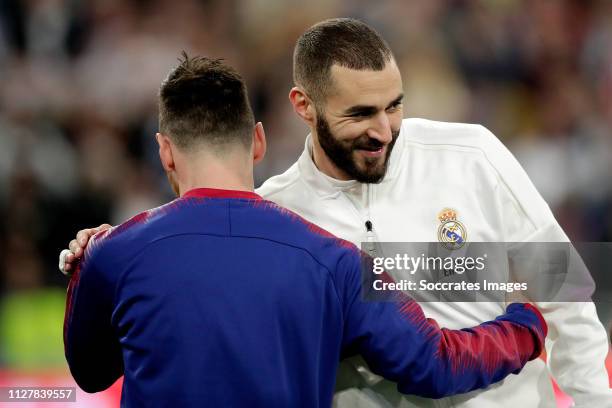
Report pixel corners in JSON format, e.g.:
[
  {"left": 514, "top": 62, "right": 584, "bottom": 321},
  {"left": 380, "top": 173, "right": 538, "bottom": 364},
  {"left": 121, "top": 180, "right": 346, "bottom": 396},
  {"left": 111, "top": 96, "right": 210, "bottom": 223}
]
[{"left": 256, "top": 118, "right": 612, "bottom": 408}]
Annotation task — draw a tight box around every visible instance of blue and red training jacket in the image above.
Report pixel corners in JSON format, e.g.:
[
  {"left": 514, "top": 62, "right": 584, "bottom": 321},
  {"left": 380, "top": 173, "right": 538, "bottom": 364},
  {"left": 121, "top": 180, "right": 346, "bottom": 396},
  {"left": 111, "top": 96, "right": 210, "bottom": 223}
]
[{"left": 64, "top": 188, "right": 547, "bottom": 407}]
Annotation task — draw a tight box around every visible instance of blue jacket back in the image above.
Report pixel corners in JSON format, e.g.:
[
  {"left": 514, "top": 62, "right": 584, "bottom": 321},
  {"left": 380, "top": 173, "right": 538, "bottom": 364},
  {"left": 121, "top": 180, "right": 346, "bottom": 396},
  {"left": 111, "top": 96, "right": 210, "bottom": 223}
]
[{"left": 64, "top": 188, "right": 546, "bottom": 407}]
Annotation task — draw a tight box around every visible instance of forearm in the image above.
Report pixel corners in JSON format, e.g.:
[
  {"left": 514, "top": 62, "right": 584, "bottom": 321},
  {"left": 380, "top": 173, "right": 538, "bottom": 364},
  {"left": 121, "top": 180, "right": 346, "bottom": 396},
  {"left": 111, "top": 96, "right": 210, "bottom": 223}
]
[
  {"left": 64, "top": 259, "right": 123, "bottom": 392},
  {"left": 393, "top": 302, "right": 547, "bottom": 398},
  {"left": 342, "top": 251, "right": 548, "bottom": 399}
]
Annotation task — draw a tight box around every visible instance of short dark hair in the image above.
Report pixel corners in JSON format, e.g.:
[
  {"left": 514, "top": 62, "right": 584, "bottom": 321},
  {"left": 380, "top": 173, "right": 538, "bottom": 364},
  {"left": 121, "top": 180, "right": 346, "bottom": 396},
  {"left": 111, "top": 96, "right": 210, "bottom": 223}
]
[
  {"left": 159, "top": 52, "right": 254, "bottom": 151},
  {"left": 293, "top": 18, "right": 393, "bottom": 104}
]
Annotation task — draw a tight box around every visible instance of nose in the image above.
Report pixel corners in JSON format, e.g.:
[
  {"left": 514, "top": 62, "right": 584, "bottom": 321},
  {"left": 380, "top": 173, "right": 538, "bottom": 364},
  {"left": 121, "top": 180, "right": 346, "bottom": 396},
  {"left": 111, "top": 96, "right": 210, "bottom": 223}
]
[{"left": 366, "top": 111, "right": 393, "bottom": 144}]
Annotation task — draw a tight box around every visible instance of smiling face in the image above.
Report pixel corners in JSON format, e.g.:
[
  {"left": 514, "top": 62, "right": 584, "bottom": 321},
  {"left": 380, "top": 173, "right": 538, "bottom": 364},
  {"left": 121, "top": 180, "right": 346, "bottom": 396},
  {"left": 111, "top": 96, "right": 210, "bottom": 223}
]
[{"left": 312, "top": 59, "right": 403, "bottom": 183}]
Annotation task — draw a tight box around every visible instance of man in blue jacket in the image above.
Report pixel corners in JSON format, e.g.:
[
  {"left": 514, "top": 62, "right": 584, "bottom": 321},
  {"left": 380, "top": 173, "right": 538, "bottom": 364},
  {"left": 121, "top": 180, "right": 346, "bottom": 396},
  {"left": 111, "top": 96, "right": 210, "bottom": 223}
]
[{"left": 63, "top": 53, "right": 547, "bottom": 407}]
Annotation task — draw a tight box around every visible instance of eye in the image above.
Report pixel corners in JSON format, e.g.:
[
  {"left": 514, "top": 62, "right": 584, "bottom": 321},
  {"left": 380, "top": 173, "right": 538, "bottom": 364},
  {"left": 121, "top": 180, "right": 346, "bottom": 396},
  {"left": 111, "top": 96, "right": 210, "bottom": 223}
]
[
  {"left": 386, "top": 101, "right": 403, "bottom": 112},
  {"left": 348, "top": 110, "right": 372, "bottom": 118}
]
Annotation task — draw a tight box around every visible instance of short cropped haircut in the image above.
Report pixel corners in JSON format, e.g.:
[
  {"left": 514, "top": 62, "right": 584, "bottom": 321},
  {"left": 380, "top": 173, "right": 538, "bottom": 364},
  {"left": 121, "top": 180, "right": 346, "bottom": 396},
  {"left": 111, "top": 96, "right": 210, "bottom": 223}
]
[
  {"left": 293, "top": 18, "right": 393, "bottom": 103},
  {"left": 159, "top": 52, "right": 254, "bottom": 151}
]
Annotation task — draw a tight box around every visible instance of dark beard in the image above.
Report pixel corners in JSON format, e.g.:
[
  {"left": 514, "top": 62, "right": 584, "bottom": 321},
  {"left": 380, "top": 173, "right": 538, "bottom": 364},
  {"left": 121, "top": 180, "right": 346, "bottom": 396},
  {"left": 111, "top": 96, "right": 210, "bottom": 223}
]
[{"left": 315, "top": 112, "right": 399, "bottom": 183}]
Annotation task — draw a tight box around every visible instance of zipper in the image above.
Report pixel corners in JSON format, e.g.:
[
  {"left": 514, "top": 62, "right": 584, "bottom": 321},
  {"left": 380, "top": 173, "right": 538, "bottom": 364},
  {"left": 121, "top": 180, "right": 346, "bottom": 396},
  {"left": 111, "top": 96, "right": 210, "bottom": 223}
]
[
  {"left": 338, "top": 183, "right": 380, "bottom": 256},
  {"left": 364, "top": 220, "right": 377, "bottom": 257},
  {"left": 363, "top": 185, "right": 379, "bottom": 257},
  {"left": 364, "top": 186, "right": 449, "bottom": 408},
  {"left": 363, "top": 185, "right": 448, "bottom": 408}
]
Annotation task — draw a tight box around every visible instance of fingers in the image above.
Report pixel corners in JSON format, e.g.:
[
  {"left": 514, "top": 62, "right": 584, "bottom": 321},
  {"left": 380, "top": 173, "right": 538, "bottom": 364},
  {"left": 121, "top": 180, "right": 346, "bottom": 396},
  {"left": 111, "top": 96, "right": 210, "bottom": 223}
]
[
  {"left": 74, "top": 226, "right": 101, "bottom": 255},
  {"left": 505, "top": 287, "right": 531, "bottom": 307},
  {"left": 69, "top": 239, "right": 79, "bottom": 254},
  {"left": 63, "top": 252, "right": 76, "bottom": 274},
  {"left": 76, "top": 228, "right": 93, "bottom": 247},
  {"left": 59, "top": 249, "right": 72, "bottom": 275},
  {"left": 67, "top": 233, "right": 86, "bottom": 261},
  {"left": 74, "top": 224, "right": 110, "bottom": 246},
  {"left": 60, "top": 224, "right": 113, "bottom": 277}
]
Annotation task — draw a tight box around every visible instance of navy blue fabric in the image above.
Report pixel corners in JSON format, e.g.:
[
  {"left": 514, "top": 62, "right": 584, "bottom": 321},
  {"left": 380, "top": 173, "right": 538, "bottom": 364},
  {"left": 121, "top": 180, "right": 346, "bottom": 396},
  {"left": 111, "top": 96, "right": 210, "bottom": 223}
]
[{"left": 64, "top": 190, "right": 545, "bottom": 407}]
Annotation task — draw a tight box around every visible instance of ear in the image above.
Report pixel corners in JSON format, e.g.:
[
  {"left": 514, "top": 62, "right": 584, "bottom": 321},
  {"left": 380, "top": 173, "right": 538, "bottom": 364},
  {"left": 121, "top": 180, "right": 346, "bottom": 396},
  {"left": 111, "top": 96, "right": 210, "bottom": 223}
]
[
  {"left": 289, "top": 86, "right": 316, "bottom": 127},
  {"left": 252, "top": 122, "right": 267, "bottom": 166},
  {"left": 156, "top": 133, "right": 175, "bottom": 172}
]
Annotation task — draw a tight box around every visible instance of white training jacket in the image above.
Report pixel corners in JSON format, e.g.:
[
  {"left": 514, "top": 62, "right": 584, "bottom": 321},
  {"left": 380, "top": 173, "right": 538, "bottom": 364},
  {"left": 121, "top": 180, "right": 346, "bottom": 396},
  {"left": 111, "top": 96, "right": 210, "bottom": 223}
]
[{"left": 256, "top": 118, "right": 612, "bottom": 408}]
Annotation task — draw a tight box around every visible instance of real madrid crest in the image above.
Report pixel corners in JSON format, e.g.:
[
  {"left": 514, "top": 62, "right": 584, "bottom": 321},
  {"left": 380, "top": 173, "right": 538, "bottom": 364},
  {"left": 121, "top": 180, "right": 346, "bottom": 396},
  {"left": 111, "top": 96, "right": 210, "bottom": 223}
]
[{"left": 437, "top": 208, "right": 467, "bottom": 250}]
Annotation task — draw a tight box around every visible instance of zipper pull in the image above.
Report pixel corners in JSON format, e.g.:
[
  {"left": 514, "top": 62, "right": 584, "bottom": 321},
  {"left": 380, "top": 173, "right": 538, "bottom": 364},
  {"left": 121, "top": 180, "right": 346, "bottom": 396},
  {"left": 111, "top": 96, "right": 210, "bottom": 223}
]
[{"left": 365, "top": 220, "right": 377, "bottom": 256}]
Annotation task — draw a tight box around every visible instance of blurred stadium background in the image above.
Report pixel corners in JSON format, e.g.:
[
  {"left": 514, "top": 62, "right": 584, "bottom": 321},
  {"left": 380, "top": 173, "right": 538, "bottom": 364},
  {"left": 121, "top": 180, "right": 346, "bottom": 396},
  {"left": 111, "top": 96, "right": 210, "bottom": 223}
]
[{"left": 0, "top": 0, "right": 610, "bottom": 406}]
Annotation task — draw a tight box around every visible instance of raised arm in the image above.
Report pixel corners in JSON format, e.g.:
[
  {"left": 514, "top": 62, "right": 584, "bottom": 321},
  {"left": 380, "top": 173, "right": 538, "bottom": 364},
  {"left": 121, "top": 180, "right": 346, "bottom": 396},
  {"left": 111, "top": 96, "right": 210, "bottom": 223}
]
[
  {"left": 63, "top": 235, "right": 123, "bottom": 392},
  {"left": 337, "top": 251, "right": 547, "bottom": 399}
]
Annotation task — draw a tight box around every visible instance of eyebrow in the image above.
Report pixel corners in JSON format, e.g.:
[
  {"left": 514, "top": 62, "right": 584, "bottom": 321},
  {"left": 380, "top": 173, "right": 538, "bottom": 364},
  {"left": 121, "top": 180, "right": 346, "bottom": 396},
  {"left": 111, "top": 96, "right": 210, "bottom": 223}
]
[{"left": 342, "top": 93, "right": 404, "bottom": 117}]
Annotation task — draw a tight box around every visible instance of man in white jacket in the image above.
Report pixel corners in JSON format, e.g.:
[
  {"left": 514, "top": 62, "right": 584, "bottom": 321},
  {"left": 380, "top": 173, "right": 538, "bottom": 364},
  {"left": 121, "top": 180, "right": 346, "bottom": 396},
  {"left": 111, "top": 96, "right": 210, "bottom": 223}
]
[
  {"left": 259, "top": 18, "right": 611, "bottom": 408},
  {"left": 61, "top": 18, "right": 610, "bottom": 408}
]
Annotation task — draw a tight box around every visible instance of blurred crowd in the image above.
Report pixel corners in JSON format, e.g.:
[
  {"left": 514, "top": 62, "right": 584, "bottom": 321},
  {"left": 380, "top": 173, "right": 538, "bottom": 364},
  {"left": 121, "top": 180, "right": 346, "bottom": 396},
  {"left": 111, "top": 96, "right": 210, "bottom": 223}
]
[{"left": 0, "top": 0, "right": 611, "bottom": 370}]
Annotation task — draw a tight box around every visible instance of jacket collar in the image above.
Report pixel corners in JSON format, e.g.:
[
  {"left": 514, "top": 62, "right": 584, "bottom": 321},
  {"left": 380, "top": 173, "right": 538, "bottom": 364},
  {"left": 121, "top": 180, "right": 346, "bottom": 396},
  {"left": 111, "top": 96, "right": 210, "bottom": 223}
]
[
  {"left": 297, "top": 133, "right": 403, "bottom": 198},
  {"left": 182, "top": 188, "right": 262, "bottom": 200}
]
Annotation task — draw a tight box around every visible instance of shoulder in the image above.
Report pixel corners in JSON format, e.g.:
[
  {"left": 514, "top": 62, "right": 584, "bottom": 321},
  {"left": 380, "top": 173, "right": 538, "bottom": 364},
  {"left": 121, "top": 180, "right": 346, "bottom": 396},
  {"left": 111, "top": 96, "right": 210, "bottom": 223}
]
[
  {"left": 400, "top": 118, "right": 506, "bottom": 154},
  {"left": 256, "top": 162, "right": 302, "bottom": 199},
  {"left": 399, "top": 118, "right": 556, "bottom": 229},
  {"left": 83, "top": 200, "right": 185, "bottom": 266},
  {"left": 237, "top": 198, "right": 359, "bottom": 270},
  {"left": 256, "top": 161, "right": 317, "bottom": 212},
  {"left": 399, "top": 118, "right": 529, "bottom": 180}
]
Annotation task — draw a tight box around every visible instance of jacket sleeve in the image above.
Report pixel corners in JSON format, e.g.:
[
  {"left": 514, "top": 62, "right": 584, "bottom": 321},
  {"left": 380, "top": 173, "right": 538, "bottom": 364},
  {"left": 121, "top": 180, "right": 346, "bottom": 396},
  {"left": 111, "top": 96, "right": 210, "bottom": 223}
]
[
  {"left": 63, "top": 235, "right": 123, "bottom": 393},
  {"left": 337, "top": 250, "right": 548, "bottom": 399},
  {"left": 480, "top": 124, "right": 612, "bottom": 407}
]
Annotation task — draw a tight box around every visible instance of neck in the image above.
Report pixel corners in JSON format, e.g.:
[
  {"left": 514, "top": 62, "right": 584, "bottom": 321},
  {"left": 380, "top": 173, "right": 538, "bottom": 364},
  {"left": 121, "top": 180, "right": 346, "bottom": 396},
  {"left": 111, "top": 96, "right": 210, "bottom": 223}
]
[{"left": 176, "top": 151, "right": 254, "bottom": 197}]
